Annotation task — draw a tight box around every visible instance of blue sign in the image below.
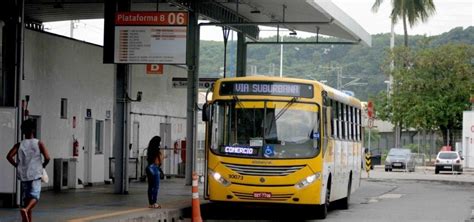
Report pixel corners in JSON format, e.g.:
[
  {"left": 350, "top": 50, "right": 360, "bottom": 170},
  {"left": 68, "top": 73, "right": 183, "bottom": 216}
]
[
  {"left": 263, "top": 145, "right": 275, "bottom": 158},
  {"left": 313, "top": 132, "right": 320, "bottom": 140}
]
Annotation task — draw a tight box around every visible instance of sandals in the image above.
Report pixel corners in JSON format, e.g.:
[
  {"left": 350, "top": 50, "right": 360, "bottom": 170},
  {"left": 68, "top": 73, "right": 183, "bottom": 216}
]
[{"left": 148, "top": 203, "right": 161, "bottom": 209}]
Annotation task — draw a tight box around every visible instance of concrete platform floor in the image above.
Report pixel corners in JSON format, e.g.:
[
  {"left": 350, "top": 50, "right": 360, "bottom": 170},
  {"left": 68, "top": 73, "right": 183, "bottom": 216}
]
[{"left": 0, "top": 178, "right": 192, "bottom": 222}]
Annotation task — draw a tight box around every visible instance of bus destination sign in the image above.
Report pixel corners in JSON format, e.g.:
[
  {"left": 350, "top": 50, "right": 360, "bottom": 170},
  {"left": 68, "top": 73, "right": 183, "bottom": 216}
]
[
  {"left": 220, "top": 82, "right": 313, "bottom": 98},
  {"left": 222, "top": 146, "right": 258, "bottom": 156}
]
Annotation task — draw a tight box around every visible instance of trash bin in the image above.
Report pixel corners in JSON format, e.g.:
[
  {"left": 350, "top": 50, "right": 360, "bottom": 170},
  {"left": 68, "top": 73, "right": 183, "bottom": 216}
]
[{"left": 370, "top": 152, "right": 382, "bottom": 169}]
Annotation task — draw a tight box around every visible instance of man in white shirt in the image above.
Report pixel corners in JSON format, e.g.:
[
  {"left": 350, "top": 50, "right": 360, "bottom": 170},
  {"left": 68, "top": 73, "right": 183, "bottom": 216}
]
[{"left": 6, "top": 119, "right": 51, "bottom": 222}]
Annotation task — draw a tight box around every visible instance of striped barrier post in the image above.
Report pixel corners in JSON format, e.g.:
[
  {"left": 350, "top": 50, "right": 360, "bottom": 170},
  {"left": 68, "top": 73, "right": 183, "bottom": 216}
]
[
  {"left": 192, "top": 172, "right": 202, "bottom": 222},
  {"left": 365, "top": 152, "right": 372, "bottom": 177}
]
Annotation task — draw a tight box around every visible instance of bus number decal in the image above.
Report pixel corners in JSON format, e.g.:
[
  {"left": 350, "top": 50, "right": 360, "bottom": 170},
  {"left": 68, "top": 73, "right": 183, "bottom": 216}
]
[{"left": 229, "top": 174, "right": 244, "bottom": 180}]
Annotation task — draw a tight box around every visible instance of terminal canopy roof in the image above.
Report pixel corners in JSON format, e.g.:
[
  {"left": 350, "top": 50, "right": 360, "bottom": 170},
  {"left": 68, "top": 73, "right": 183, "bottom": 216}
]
[
  {"left": 22, "top": 0, "right": 371, "bottom": 46},
  {"left": 205, "top": 0, "right": 371, "bottom": 46}
]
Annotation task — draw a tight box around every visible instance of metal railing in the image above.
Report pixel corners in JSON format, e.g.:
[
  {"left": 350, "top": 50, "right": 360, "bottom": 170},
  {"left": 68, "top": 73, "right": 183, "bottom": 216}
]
[{"left": 108, "top": 157, "right": 139, "bottom": 182}]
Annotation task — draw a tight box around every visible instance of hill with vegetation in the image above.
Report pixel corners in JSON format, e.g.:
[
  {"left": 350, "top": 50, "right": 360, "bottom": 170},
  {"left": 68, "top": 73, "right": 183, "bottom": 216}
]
[{"left": 199, "top": 26, "right": 473, "bottom": 101}]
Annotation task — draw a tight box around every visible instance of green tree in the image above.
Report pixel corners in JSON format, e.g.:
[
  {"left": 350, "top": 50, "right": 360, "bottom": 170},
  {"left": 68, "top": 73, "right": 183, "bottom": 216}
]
[
  {"left": 375, "top": 44, "right": 474, "bottom": 147},
  {"left": 199, "top": 27, "right": 473, "bottom": 100},
  {"left": 372, "top": 0, "right": 436, "bottom": 47}
]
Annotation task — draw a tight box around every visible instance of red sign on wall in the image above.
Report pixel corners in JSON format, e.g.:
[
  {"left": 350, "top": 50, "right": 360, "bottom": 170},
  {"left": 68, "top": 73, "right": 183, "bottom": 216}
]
[{"left": 146, "top": 64, "right": 163, "bottom": 75}]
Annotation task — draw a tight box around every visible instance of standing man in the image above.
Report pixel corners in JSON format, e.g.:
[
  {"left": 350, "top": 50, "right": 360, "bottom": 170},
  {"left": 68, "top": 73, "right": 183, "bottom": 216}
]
[{"left": 6, "top": 119, "right": 51, "bottom": 222}]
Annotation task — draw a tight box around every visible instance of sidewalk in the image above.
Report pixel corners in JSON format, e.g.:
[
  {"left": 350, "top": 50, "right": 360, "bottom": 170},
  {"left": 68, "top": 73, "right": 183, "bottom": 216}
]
[
  {"left": 363, "top": 166, "right": 474, "bottom": 185},
  {"left": 0, "top": 178, "right": 192, "bottom": 222}
]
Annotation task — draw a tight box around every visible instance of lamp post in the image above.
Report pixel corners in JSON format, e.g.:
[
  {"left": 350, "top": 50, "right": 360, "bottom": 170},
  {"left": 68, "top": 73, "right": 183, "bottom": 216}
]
[
  {"left": 384, "top": 80, "right": 391, "bottom": 94},
  {"left": 279, "top": 35, "right": 283, "bottom": 77}
]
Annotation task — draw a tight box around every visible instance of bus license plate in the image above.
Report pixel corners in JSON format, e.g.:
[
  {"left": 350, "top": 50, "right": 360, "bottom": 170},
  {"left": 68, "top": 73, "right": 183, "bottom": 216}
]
[
  {"left": 444, "top": 166, "right": 452, "bottom": 169},
  {"left": 253, "top": 192, "right": 271, "bottom": 199}
]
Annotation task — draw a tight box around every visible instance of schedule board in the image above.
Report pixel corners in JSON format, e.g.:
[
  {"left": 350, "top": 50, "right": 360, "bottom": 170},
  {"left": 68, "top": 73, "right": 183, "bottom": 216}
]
[{"left": 114, "top": 12, "right": 188, "bottom": 64}]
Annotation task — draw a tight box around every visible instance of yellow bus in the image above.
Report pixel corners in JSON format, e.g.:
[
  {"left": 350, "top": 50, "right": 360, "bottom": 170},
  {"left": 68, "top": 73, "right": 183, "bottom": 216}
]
[{"left": 202, "top": 76, "right": 363, "bottom": 218}]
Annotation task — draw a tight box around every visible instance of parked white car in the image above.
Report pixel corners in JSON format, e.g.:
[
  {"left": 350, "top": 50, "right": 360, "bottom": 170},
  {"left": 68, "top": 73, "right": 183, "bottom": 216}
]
[{"left": 435, "top": 151, "right": 463, "bottom": 174}]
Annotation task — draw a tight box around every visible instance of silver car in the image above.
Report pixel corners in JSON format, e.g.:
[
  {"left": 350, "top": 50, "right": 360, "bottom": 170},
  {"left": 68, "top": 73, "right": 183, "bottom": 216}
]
[{"left": 385, "top": 148, "right": 416, "bottom": 172}]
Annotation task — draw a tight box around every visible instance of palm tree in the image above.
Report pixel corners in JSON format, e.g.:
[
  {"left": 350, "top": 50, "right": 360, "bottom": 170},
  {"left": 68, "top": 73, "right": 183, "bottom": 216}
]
[{"left": 372, "top": 0, "right": 436, "bottom": 47}]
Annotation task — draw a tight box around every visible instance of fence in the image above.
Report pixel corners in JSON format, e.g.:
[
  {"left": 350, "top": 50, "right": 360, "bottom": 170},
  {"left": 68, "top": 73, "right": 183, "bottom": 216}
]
[
  {"left": 110, "top": 141, "right": 206, "bottom": 182},
  {"left": 108, "top": 157, "right": 138, "bottom": 182}
]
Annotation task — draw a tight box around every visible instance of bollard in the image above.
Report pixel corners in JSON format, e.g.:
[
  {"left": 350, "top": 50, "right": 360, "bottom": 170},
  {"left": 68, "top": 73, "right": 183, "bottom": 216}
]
[
  {"left": 192, "top": 172, "right": 202, "bottom": 222},
  {"left": 365, "top": 152, "right": 372, "bottom": 178}
]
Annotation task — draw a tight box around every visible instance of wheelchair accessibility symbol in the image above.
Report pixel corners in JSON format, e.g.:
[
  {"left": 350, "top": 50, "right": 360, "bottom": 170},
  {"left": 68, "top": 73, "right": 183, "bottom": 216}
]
[{"left": 264, "top": 145, "right": 274, "bottom": 158}]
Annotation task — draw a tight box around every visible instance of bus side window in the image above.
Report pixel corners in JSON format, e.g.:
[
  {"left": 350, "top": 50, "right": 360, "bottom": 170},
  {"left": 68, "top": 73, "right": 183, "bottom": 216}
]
[
  {"left": 330, "top": 99, "right": 335, "bottom": 138},
  {"left": 322, "top": 106, "right": 329, "bottom": 155},
  {"left": 341, "top": 103, "right": 347, "bottom": 140},
  {"left": 336, "top": 101, "right": 340, "bottom": 139},
  {"left": 346, "top": 105, "right": 350, "bottom": 140},
  {"left": 349, "top": 106, "right": 354, "bottom": 140},
  {"left": 358, "top": 108, "right": 362, "bottom": 141},
  {"left": 346, "top": 105, "right": 352, "bottom": 140},
  {"left": 354, "top": 107, "right": 359, "bottom": 141}
]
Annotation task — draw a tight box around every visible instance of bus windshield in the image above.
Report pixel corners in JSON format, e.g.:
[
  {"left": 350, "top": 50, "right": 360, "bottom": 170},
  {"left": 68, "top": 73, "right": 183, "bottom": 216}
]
[{"left": 210, "top": 100, "right": 320, "bottom": 159}]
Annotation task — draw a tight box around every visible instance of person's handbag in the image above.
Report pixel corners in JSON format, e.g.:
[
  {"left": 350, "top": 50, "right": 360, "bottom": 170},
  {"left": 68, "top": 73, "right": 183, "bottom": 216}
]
[
  {"left": 41, "top": 168, "right": 49, "bottom": 183},
  {"left": 159, "top": 167, "right": 165, "bottom": 180}
]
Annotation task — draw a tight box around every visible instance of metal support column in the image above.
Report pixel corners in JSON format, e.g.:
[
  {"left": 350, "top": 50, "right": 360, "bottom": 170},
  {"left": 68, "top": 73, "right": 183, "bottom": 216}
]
[
  {"left": 185, "top": 8, "right": 199, "bottom": 185},
  {"left": 236, "top": 32, "right": 246, "bottom": 77},
  {"left": 105, "top": 0, "right": 131, "bottom": 194},
  {"left": 1, "top": 0, "right": 25, "bottom": 207},
  {"left": 114, "top": 64, "right": 131, "bottom": 194},
  {"left": 2, "top": 0, "right": 24, "bottom": 107}
]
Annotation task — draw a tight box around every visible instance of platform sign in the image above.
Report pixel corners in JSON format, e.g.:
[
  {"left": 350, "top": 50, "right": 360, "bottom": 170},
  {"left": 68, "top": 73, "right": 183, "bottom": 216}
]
[
  {"left": 172, "top": 77, "right": 218, "bottom": 89},
  {"left": 114, "top": 12, "right": 188, "bottom": 64}
]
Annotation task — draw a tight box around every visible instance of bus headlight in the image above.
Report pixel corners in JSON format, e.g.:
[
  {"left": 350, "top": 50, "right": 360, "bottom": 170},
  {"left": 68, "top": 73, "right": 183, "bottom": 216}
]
[
  {"left": 208, "top": 169, "right": 231, "bottom": 187},
  {"left": 295, "top": 172, "right": 321, "bottom": 189}
]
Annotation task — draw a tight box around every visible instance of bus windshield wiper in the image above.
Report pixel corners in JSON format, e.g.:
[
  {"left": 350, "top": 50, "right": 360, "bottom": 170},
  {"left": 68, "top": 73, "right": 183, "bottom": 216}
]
[
  {"left": 275, "top": 97, "right": 298, "bottom": 120},
  {"left": 233, "top": 95, "right": 244, "bottom": 108},
  {"left": 233, "top": 95, "right": 253, "bottom": 122}
]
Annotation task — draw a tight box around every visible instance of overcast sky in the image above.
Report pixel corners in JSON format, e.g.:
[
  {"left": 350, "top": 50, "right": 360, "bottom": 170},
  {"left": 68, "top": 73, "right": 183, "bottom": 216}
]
[{"left": 44, "top": 0, "right": 473, "bottom": 45}]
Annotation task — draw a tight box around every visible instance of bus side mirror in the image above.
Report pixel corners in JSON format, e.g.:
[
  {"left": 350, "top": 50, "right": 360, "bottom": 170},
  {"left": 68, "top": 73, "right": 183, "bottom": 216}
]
[{"left": 202, "top": 103, "right": 211, "bottom": 122}]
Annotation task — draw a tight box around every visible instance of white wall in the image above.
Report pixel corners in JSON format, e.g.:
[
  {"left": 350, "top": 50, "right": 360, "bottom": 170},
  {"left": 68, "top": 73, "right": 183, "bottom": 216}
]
[
  {"left": 19, "top": 30, "right": 188, "bottom": 186},
  {"left": 0, "top": 108, "right": 16, "bottom": 193},
  {"left": 462, "top": 111, "right": 474, "bottom": 168},
  {"left": 130, "top": 65, "right": 188, "bottom": 175},
  {"left": 22, "top": 30, "right": 115, "bottom": 186},
  {"left": 130, "top": 65, "right": 187, "bottom": 150}
]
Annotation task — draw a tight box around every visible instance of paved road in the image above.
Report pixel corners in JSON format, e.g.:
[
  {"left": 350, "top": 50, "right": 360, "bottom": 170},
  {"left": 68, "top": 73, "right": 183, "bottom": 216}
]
[
  {"left": 201, "top": 168, "right": 474, "bottom": 221},
  {"left": 324, "top": 179, "right": 474, "bottom": 222}
]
